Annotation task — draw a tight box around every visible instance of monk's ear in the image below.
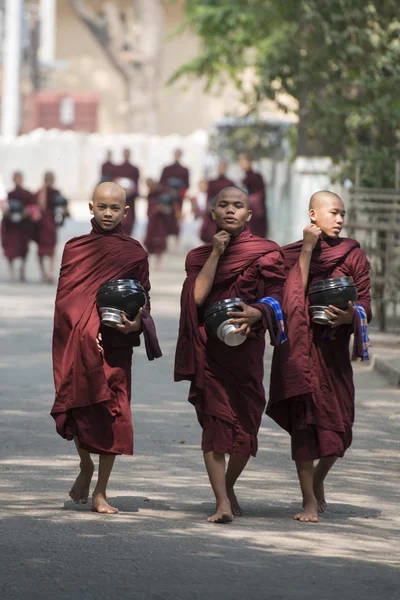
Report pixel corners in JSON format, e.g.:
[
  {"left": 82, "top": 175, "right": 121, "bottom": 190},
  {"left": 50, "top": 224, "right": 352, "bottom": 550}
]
[
  {"left": 246, "top": 209, "right": 253, "bottom": 222},
  {"left": 124, "top": 204, "right": 130, "bottom": 217},
  {"left": 309, "top": 208, "right": 316, "bottom": 223},
  {"left": 211, "top": 206, "right": 216, "bottom": 221},
  {"left": 89, "top": 202, "right": 94, "bottom": 215}
]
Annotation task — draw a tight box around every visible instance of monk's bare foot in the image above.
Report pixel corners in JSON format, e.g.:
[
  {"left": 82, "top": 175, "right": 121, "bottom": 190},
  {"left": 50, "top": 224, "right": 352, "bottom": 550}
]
[
  {"left": 207, "top": 501, "right": 233, "bottom": 524},
  {"left": 294, "top": 499, "right": 319, "bottom": 523},
  {"left": 227, "top": 488, "right": 244, "bottom": 516},
  {"left": 313, "top": 479, "right": 327, "bottom": 512},
  {"left": 91, "top": 491, "right": 119, "bottom": 514},
  {"left": 69, "top": 461, "right": 94, "bottom": 504}
]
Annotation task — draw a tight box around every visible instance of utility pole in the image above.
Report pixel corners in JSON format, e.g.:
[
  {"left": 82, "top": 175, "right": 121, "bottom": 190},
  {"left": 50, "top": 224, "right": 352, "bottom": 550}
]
[{"left": 1, "top": 0, "right": 24, "bottom": 136}]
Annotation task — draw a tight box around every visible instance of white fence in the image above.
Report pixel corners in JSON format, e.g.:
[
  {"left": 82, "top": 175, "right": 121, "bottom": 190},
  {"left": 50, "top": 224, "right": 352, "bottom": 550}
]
[{"left": 0, "top": 129, "right": 342, "bottom": 245}]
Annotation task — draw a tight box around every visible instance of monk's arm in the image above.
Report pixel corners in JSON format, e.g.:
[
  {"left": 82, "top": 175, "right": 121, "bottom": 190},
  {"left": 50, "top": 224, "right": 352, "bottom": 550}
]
[
  {"left": 193, "top": 230, "right": 230, "bottom": 306},
  {"left": 193, "top": 249, "right": 220, "bottom": 306},
  {"left": 299, "top": 224, "right": 322, "bottom": 291}
]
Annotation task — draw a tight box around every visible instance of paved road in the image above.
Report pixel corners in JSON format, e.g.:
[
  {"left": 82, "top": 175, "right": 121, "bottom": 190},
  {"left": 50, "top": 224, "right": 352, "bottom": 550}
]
[{"left": 0, "top": 220, "right": 399, "bottom": 600}]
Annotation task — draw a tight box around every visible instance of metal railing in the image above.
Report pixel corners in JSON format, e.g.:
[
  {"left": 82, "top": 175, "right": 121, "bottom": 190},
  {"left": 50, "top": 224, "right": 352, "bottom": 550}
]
[{"left": 344, "top": 185, "right": 400, "bottom": 331}]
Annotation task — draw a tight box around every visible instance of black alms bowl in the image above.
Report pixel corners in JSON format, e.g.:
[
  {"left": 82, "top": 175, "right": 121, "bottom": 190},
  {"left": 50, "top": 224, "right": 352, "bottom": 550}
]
[
  {"left": 204, "top": 298, "right": 246, "bottom": 347},
  {"left": 96, "top": 279, "right": 147, "bottom": 326},
  {"left": 308, "top": 277, "right": 357, "bottom": 324}
]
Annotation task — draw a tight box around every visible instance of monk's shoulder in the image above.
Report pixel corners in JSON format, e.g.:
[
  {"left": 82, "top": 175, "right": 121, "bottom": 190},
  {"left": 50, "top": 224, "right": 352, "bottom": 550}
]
[
  {"left": 344, "top": 244, "right": 370, "bottom": 269},
  {"left": 122, "top": 236, "right": 148, "bottom": 260},
  {"left": 185, "top": 244, "right": 211, "bottom": 272}
]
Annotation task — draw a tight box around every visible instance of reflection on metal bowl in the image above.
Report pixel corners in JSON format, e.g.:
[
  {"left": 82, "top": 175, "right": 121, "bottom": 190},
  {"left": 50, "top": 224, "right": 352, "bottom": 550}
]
[
  {"left": 204, "top": 298, "right": 246, "bottom": 347},
  {"left": 96, "top": 279, "right": 146, "bottom": 327}
]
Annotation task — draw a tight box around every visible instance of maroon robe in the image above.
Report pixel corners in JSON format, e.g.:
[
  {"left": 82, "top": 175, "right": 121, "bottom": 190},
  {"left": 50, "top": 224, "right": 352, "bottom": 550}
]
[
  {"left": 51, "top": 219, "right": 161, "bottom": 455},
  {"left": 35, "top": 187, "right": 60, "bottom": 257},
  {"left": 200, "top": 176, "right": 235, "bottom": 243},
  {"left": 100, "top": 160, "right": 116, "bottom": 182},
  {"left": 1, "top": 186, "right": 36, "bottom": 260},
  {"left": 144, "top": 189, "right": 168, "bottom": 256},
  {"left": 159, "top": 162, "right": 190, "bottom": 236},
  {"left": 113, "top": 161, "right": 140, "bottom": 236},
  {"left": 175, "top": 229, "right": 286, "bottom": 457},
  {"left": 267, "top": 237, "right": 372, "bottom": 461},
  {"left": 242, "top": 169, "right": 268, "bottom": 238}
]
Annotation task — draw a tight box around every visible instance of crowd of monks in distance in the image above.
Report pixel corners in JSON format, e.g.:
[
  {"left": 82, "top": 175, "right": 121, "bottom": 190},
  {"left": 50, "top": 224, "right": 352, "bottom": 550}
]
[{"left": 0, "top": 147, "right": 267, "bottom": 281}]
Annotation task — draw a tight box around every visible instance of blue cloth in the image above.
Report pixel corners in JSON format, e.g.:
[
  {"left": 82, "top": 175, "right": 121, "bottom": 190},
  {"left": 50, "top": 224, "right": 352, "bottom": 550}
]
[
  {"left": 256, "top": 297, "right": 287, "bottom": 343},
  {"left": 355, "top": 304, "right": 370, "bottom": 361}
]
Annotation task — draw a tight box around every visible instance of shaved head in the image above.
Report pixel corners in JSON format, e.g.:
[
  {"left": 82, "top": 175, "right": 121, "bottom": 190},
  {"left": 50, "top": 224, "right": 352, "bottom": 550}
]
[
  {"left": 309, "top": 190, "right": 346, "bottom": 238},
  {"left": 213, "top": 186, "right": 249, "bottom": 208},
  {"left": 309, "top": 190, "right": 343, "bottom": 210},
  {"left": 93, "top": 182, "right": 126, "bottom": 205}
]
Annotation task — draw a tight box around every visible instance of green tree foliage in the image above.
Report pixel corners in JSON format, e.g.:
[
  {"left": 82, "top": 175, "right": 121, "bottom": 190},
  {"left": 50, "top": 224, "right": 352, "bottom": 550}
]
[{"left": 171, "top": 0, "right": 400, "bottom": 185}]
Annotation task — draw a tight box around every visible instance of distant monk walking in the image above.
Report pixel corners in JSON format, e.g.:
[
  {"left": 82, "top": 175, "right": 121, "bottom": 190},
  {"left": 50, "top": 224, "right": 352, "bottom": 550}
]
[
  {"left": 143, "top": 178, "right": 170, "bottom": 271},
  {"left": 51, "top": 182, "right": 161, "bottom": 514},
  {"left": 159, "top": 149, "right": 190, "bottom": 239},
  {"left": 114, "top": 149, "right": 140, "bottom": 236},
  {"left": 1, "top": 172, "right": 36, "bottom": 282},
  {"left": 100, "top": 150, "right": 116, "bottom": 183},
  {"left": 35, "top": 172, "right": 69, "bottom": 284},
  {"left": 268, "top": 191, "right": 372, "bottom": 523},
  {"left": 200, "top": 161, "right": 235, "bottom": 243},
  {"left": 239, "top": 154, "right": 268, "bottom": 238}
]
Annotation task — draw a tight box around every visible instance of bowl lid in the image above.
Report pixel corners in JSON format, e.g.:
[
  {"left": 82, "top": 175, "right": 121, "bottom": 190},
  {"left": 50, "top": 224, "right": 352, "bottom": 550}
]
[
  {"left": 204, "top": 298, "right": 243, "bottom": 320},
  {"left": 308, "top": 276, "right": 355, "bottom": 294}
]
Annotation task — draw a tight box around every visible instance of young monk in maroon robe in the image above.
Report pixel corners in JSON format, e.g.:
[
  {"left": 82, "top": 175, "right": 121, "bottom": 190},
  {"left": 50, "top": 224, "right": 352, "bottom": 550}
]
[
  {"left": 100, "top": 150, "right": 116, "bottom": 183},
  {"left": 51, "top": 182, "right": 161, "bottom": 514},
  {"left": 143, "top": 178, "right": 169, "bottom": 271},
  {"left": 200, "top": 161, "right": 235, "bottom": 243},
  {"left": 35, "top": 172, "right": 69, "bottom": 283},
  {"left": 268, "top": 191, "right": 372, "bottom": 523},
  {"left": 239, "top": 154, "right": 268, "bottom": 238},
  {"left": 159, "top": 149, "right": 190, "bottom": 238},
  {"left": 113, "top": 149, "right": 140, "bottom": 236},
  {"left": 1, "top": 172, "right": 36, "bottom": 282},
  {"left": 175, "top": 186, "right": 286, "bottom": 523}
]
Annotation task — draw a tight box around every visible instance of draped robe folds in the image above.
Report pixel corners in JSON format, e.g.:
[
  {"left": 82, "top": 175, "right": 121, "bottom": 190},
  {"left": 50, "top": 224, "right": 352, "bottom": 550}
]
[
  {"left": 34, "top": 187, "right": 60, "bottom": 257},
  {"left": 267, "top": 237, "right": 372, "bottom": 461},
  {"left": 159, "top": 162, "right": 190, "bottom": 236},
  {"left": 51, "top": 219, "right": 162, "bottom": 455},
  {"left": 200, "top": 176, "right": 235, "bottom": 243},
  {"left": 242, "top": 170, "right": 268, "bottom": 238},
  {"left": 144, "top": 189, "right": 168, "bottom": 255},
  {"left": 175, "top": 229, "right": 286, "bottom": 457},
  {"left": 1, "top": 186, "right": 36, "bottom": 260},
  {"left": 113, "top": 161, "right": 140, "bottom": 236}
]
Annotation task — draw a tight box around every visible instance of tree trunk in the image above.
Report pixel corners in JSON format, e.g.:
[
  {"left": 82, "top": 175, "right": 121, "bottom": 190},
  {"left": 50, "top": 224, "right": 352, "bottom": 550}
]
[{"left": 68, "top": 0, "right": 165, "bottom": 134}]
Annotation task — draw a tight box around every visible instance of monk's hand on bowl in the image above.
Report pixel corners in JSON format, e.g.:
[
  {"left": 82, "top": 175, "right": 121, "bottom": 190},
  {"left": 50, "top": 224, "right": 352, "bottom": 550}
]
[
  {"left": 325, "top": 301, "right": 355, "bottom": 328},
  {"left": 228, "top": 303, "right": 262, "bottom": 336},
  {"left": 96, "top": 332, "right": 104, "bottom": 355},
  {"left": 303, "top": 223, "right": 322, "bottom": 251},
  {"left": 212, "top": 230, "right": 231, "bottom": 256},
  {"left": 114, "top": 309, "right": 143, "bottom": 335}
]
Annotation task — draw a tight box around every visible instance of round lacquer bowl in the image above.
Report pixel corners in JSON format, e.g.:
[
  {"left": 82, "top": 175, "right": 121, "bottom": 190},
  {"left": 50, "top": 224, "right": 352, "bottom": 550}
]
[
  {"left": 204, "top": 298, "right": 246, "bottom": 347},
  {"left": 308, "top": 277, "right": 357, "bottom": 325},
  {"left": 96, "top": 279, "right": 146, "bottom": 326}
]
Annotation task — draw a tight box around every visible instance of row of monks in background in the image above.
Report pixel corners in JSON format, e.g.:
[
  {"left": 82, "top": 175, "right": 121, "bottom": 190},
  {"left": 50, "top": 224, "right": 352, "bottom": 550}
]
[
  {"left": 0, "top": 148, "right": 267, "bottom": 281},
  {"left": 103, "top": 148, "right": 267, "bottom": 269}
]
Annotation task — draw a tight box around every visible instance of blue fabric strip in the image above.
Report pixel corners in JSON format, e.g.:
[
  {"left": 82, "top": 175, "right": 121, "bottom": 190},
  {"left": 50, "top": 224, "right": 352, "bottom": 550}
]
[{"left": 256, "top": 297, "right": 287, "bottom": 343}]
